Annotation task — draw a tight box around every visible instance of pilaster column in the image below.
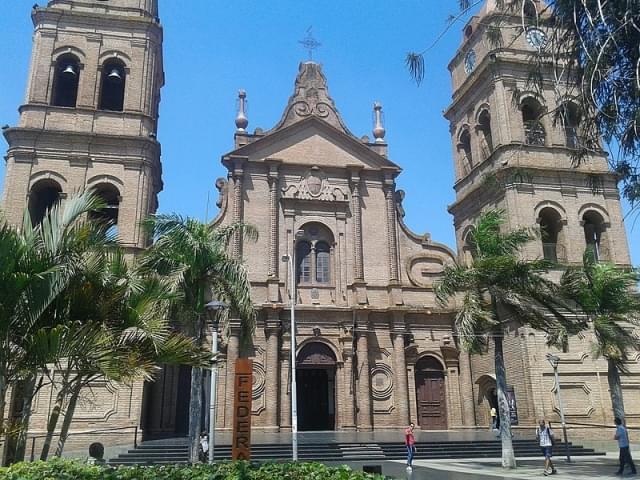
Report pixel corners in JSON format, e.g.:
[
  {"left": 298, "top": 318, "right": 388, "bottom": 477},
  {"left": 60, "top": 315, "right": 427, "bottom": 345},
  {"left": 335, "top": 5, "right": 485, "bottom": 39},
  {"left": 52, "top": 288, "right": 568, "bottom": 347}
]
[
  {"left": 458, "top": 350, "right": 477, "bottom": 426},
  {"left": 264, "top": 310, "right": 281, "bottom": 431},
  {"left": 231, "top": 157, "right": 246, "bottom": 259},
  {"left": 266, "top": 160, "right": 281, "bottom": 278},
  {"left": 356, "top": 311, "right": 372, "bottom": 430},
  {"left": 383, "top": 173, "right": 399, "bottom": 282},
  {"left": 280, "top": 327, "right": 291, "bottom": 431},
  {"left": 391, "top": 313, "right": 409, "bottom": 425},
  {"left": 350, "top": 169, "right": 364, "bottom": 281},
  {"left": 224, "top": 322, "right": 241, "bottom": 428}
]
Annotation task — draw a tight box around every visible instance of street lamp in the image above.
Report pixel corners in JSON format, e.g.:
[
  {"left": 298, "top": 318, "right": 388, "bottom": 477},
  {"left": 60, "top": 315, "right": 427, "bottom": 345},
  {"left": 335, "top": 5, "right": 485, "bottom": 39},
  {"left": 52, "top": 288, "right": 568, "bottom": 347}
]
[
  {"left": 205, "top": 300, "right": 228, "bottom": 464},
  {"left": 546, "top": 353, "right": 571, "bottom": 463},
  {"left": 282, "top": 229, "right": 305, "bottom": 461}
]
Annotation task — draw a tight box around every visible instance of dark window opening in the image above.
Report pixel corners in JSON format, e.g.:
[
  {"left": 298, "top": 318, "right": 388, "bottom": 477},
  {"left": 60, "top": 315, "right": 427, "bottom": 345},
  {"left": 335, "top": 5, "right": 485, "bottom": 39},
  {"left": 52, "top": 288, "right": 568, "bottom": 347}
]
[
  {"left": 583, "top": 211, "right": 605, "bottom": 260},
  {"left": 538, "top": 207, "right": 563, "bottom": 262},
  {"left": 464, "top": 25, "right": 473, "bottom": 39},
  {"left": 478, "top": 110, "right": 493, "bottom": 158},
  {"left": 523, "top": 1, "right": 537, "bottom": 19},
  {"left": 51, "top": 55, "right": 80, "bottom": 107},
  {"left": 563, "top": 103, "right": 582, "bottom": 149},
  {"left": 460, "top": 129, "right": 473, "bottom": 168},
  {"left": 89, "top": 184, "right": 120, "bottom": 233},
  {"left": 522, "top": 98, "right": 545, "bottom": 146},
  {"left": 315, "top": 241, "right": 331, "bottom": 284},
  {"left": 296, "top": 241, "right": 312, "bottom": 284},
  {"left": 28, "top": 180, "right": 62, "bottom": 226},
  {"left": 99, "top": 60, "right": 126, "bottom": 111}
]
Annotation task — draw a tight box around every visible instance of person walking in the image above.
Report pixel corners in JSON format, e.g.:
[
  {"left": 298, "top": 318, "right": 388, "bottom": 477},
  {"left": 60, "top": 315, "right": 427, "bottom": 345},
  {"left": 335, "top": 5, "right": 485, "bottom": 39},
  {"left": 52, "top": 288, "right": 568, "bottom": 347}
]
[
  {"left": 535, "top": 419, "right": 557, "bottom": 476},
  {"left": 405, "top": 422, "right": 416, "bottom": 468},
  {"left": 490, "top": 407, "right": 498, "bottom": 431},
  {"left": 615, "top": 417, "right": 637, "bottom": 476}
]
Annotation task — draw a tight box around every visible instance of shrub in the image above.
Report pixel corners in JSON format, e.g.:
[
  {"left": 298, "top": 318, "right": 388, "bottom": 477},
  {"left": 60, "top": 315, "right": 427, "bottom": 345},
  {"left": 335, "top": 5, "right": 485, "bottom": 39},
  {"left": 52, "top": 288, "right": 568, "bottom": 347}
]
[{"left": 0, "top": 458, "right": 386, "bottom": 480}]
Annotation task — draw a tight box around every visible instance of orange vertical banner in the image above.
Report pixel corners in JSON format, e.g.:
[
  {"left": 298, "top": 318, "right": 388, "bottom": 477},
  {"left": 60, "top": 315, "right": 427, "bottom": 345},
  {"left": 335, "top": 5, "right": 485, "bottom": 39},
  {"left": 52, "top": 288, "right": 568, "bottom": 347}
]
[{"left": 232, "top": 358, "right": 253, "bottom": 460}]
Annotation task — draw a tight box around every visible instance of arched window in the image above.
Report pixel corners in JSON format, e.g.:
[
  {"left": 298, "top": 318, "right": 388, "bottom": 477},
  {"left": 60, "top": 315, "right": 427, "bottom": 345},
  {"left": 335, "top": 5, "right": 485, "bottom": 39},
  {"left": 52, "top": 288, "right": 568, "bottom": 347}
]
[
  {"left": 296, "top": 241, "right": 312, "bottom": 284},
  {"left": 478, "top": 110, "right": 493, "bottom": 159},
  {"left": 315, "top": 241, "right": 331, "bottom": 284},
  {"left": 538, "top": 207, "right": 564, "bottom": 262},
  {"left": 582, "top": 211, "right": 606, "bottom": 260},
  {"left": 89, "top": 184, "right": 121, "bottom": 232},
  {"left": 28, "top": 180, "right": 62, "bottom": 225},
  {"left": 51, "top": 54, "right": 80, "bottom": 107},
  {"left": 563, "top": 102, "right": 582, "bottom": 149},
  {"left": 99, "top": 60, "right": 126, "bottom": 111},
  {"left": 523, "top": 1, "right": 537, "bottom": 19},
  {"left": 459, "top": 129, "right": 473, "bottom": 169},
  {"left": 522, "top": 97, "right": 545, "bottom": 146},
  {"left": 295, "top": 222, "right": 334, "bottom": 287}
]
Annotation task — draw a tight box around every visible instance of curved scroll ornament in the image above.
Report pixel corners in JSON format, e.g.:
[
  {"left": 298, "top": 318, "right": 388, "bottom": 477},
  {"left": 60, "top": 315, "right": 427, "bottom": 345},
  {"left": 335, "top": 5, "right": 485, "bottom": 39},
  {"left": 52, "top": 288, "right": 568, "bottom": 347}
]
[
  {"left": 292, "top": 100, "right": 332, "bottom": 119},
  {"left": 252, "top": 362, "right": 266, "bottom": 400},
  {"left": 370, "top": 363, "right": 394, "bottom": 401},
  {"left": 406, "top": 254, "right": 446, "bottom": 287}
]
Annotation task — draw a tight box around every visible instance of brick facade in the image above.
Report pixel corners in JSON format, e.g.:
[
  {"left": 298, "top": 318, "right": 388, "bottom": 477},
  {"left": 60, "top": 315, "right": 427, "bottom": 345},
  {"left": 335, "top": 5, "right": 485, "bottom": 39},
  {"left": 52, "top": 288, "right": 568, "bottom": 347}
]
[{"left": 1, "top": 0, "right": 638, "bottom": 456}]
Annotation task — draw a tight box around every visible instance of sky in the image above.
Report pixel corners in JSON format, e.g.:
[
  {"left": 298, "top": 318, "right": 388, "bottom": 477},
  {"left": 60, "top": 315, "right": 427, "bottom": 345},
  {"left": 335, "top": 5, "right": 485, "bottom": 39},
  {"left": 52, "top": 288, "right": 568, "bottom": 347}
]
[{"left": 0, "top": 0, "right": 637, "bottom": 264}]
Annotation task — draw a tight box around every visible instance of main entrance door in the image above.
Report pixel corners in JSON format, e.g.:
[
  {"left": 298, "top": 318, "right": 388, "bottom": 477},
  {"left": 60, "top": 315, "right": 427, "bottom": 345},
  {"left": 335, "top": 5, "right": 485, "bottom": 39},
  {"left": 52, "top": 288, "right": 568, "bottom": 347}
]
[
  {"left": 296, "top": 342, "right": 336, "bottom": 431},
  {"left": 415, "top": 356, "right": 447, "bottom": 430}
]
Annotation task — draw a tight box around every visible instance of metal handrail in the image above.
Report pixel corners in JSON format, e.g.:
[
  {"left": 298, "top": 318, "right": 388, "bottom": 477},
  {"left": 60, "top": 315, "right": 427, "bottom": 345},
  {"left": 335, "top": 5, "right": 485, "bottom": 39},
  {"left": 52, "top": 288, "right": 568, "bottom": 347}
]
[{"left": 26, "top": 425, "right": 138, "bottom": 462}]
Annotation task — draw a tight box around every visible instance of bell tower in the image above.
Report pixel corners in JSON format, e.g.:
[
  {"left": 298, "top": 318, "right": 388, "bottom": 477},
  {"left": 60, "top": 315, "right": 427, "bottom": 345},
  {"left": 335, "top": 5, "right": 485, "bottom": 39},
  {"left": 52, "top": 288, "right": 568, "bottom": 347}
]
[
  {"left": 1, "top": 0, "right": 164, "bottom": 252},
  {"left": 445, "top": 0, "right": 631, "bottom": 267}
]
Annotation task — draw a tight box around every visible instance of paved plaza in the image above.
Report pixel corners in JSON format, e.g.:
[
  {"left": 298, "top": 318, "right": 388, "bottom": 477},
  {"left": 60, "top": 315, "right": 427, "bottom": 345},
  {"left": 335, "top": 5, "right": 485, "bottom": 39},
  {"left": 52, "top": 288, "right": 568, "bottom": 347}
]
[{"left": 342, "top": 455, "right": 637, "bottom": 479}]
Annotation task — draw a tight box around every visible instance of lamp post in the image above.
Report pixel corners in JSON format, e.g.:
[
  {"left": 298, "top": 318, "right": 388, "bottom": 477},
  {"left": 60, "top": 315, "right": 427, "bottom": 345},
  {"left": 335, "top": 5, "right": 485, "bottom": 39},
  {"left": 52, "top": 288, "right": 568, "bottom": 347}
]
[
  {"left": 546, "top": 353, "right": 571, "bottom": 463},
  {"left": 282, "top": 229, "right": 305, "bottom": 461},
  {"left": 205, "top": 300, "right": 228, "bottom": 464}
]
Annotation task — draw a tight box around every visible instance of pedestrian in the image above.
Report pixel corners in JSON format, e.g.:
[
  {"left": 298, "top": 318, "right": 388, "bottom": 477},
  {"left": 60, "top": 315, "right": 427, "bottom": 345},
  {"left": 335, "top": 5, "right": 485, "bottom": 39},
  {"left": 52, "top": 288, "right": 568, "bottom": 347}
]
[
  {"left": 490, "top": 406, "right": 498, "bottom": 431},
  {"left": 199, "top": 432, "right": 209, "bottom": 463},
  {"left": 535, "top": 419, "right": 557, "bottom": 476},
  {"left": 86, "top": 442, "right": 106, "bottom": 466},
  {"left": 614, "top": 417, "right": 637, "bottom": 476},
  {"left": 405, "top": 422, "right": 416, "bottom": 468}
]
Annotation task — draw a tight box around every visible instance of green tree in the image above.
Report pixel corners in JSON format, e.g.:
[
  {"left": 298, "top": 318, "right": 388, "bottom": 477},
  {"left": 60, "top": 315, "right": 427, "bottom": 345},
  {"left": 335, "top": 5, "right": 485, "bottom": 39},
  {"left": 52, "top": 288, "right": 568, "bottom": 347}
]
[
  {"left": 435, "top": 210, "right": 581, "bottom": 469},
  {"left": 141, "top": 215, "right": 257, "bottom": 464},
  {"left": 1, "top": 192, "right": 106, "bottom": 465},
  {"left": 39, "top": 251, "right": 210, "bottom": 459},
  {"left": 560, "top": 251, "right": 640, "bottom": 423}
]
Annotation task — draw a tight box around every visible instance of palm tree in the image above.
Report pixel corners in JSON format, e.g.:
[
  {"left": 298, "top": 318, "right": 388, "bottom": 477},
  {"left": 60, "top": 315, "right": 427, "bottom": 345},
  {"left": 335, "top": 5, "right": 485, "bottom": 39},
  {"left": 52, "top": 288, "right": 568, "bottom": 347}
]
[
  {"left": 560, "top": 250, "right": 640, "bottom": 423},
  {"left": 435, "top": 209, "right": 581, "bottom": 469},
  {"left": 39, "top": 250, "right": 211, "bottom": 459},
  {"left": 141, "top": 215, "right": 257, "bottom": 463},
  {"left": 1, "top": 191, "right": 106, "bottom": 464}
]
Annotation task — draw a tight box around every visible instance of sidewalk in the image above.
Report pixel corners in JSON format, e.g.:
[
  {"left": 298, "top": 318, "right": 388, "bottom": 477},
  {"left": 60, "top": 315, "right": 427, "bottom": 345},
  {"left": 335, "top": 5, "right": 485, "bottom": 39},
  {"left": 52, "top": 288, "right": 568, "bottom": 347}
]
[
  {"left": 374, "top": 455, "right": 637, "bottom": 479},
  {"left": 336, "top": 453, "right": 638, "bottom": 479}
]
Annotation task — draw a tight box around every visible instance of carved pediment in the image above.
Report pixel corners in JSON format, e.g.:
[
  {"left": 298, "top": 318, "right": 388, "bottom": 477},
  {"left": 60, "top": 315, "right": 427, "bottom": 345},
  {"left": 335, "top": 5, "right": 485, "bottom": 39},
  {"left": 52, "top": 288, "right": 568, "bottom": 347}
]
[{"left": 282, "top": 167, "right": 348, "bottom": 202}]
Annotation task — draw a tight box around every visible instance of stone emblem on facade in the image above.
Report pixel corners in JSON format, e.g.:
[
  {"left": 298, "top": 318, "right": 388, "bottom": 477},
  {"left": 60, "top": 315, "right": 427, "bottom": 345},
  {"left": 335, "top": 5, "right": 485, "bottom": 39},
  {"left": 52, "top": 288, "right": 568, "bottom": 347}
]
[{"left": 282, "top": 167, "right": 348, "bottom": 202}]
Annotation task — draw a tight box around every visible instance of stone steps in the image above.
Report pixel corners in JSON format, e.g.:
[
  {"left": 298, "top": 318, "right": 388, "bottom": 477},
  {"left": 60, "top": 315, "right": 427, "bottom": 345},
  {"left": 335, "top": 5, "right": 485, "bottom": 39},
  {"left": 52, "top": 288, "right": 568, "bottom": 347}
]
[{"left": 109, "top": 438, "right": 604, "bottom": 465}]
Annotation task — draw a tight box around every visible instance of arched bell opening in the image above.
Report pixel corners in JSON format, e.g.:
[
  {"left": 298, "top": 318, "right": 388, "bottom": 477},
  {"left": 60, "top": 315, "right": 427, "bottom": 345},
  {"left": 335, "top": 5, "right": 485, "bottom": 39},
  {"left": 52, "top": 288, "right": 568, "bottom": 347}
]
[
  {"left": 51, "top": 54, "right": 80, "bottom": 108},
  {"left": 28, "top": 179, "right": 62, "bottom": 226},
  {"left": 99, "top": 59, "right": 126, "bottom": 111}
]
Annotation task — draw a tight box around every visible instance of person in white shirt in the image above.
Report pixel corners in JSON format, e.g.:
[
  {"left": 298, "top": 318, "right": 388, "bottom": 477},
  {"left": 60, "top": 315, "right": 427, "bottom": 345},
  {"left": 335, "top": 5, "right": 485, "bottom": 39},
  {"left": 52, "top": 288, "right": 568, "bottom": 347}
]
[{"left": 535, "top": 419, "right": 557, "bottom": 476}]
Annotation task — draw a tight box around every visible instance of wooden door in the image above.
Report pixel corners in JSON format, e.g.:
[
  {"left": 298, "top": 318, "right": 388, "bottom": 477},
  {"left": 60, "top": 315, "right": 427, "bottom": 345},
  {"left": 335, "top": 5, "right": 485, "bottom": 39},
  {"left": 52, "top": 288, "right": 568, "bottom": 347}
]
[{"left": 416, "top": 365, "right": 447, "bottom": 430}]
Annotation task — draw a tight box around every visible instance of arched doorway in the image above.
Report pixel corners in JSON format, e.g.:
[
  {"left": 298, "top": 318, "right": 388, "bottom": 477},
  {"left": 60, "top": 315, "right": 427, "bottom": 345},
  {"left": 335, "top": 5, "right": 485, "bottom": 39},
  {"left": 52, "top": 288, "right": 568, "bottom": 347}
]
[
  {"left": 296, "top": 342, "right": 336, "bottom": 431},
  {"left": 414, "top": 356, "right": 447, "bottom": 430}
]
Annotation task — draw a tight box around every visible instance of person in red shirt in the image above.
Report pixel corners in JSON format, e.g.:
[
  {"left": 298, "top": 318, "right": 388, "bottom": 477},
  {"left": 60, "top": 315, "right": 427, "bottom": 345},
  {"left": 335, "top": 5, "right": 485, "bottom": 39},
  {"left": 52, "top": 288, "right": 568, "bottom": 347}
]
[{"left": 405, "top": 422, "right": 416, "bottom": 468}]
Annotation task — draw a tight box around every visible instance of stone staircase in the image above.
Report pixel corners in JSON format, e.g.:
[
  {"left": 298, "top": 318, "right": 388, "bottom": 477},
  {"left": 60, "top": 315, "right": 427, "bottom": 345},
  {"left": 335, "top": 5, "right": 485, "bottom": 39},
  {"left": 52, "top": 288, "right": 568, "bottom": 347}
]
[{"left": 109, "top": 438, "right": 604, "bottom": 465}]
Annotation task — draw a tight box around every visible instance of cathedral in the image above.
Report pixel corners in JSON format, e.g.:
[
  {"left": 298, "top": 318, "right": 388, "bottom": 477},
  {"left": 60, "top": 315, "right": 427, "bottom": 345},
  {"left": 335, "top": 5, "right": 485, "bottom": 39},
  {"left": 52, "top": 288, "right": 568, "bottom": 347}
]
[{"left": 1, "top": 0, "right": 636, "bottom": 453}]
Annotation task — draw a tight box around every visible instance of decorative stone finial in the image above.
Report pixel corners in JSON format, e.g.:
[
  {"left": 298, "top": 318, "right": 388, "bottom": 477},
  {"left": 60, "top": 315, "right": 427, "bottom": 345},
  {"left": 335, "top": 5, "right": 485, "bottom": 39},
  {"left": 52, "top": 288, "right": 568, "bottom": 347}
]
[
  {"left": 373, "top": 101, "right": 386, "bottom": 143},
  {"left": 235, "top": 89, "right": 248, "bottom": 132}
]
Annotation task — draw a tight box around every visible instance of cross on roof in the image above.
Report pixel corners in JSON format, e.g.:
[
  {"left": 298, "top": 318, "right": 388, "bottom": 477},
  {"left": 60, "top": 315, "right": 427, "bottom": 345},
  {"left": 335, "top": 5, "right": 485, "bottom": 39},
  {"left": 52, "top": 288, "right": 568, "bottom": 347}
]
[{"left": 299, "top": 26, "right": 321, "bottom": 61}]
